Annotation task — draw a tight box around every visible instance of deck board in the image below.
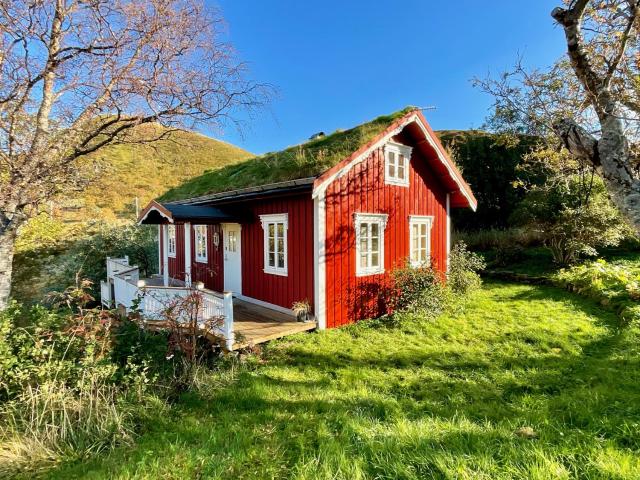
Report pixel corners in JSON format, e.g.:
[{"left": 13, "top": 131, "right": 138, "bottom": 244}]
[{"left": 232, "top": 299, "right": 316, "bottom": 349}]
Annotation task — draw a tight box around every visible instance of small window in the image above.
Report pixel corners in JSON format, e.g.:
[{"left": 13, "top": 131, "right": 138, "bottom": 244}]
[
  {"left": 355, "top": 213, "right": 388, "bottom": 276},
  {"left": 228, "top": 231, "right": 237, "bottom": 252},
  {"left": 385, "top": 142, "right": 412, "bottom": 186},
  {"left": 194, "top": 225, "right": 208, "bottom": 263},
  {"left": 260, "top": 214, "right": 288, "bottom": 276},
  {"left": 409, "top": 215, "right": 433, "bottom": 267},
  {"left": 167, "top": 224, "right": 176, "bottom": 258}
]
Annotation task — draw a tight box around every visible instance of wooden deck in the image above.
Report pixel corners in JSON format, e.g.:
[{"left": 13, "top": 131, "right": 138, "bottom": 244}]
[{"left": 233, "top": 299, "right": 316, "bottom": 349}]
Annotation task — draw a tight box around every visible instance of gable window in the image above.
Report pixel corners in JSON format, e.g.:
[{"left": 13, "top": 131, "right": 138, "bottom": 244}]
[
  {"left": 194, "top": 225, "right": 208, "bottom": 263},
  {"left": 260, "top": 214, "right": 288, "bottom": 276},
  {"left": 409, "top": 215, "right": 433, "bottom": 267},
  {"left": 167, "top": 224, "right": 176, "bottom": 258},
  {"left": 384, "top": 142, "right": 412, "bottom": 186},
  {"left": 355, "top": 213, "right": 388, "bottom": 276}
]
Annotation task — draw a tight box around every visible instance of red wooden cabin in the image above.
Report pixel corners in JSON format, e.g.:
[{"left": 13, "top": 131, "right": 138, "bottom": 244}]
[{"left": 130, "top": 107, "right": 476, "bottom": 336}]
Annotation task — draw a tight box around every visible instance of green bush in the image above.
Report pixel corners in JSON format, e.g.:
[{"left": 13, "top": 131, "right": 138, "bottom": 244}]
[
  {"left": 389, "top": 265, "right": 450, "bottom": 319},
  {"left": 553, "top": 259, "right": 640, "bottom": 325},
  {"left": 448, "top": 242, "right": 486, "bottom": 295}
]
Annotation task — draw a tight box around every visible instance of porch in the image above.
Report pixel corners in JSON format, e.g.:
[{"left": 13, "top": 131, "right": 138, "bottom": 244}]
[{"left": 101, "top": 257, "right": 316, "bottom": 350}]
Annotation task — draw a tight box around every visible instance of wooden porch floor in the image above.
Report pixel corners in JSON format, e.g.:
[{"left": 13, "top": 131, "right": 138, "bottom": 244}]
[{"left": 233, "top": 299, "right": 316, "bottom": 349}]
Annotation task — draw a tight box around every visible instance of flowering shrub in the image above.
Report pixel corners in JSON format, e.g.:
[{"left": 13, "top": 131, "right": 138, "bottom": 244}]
[{"left": 553, "top": 259, "right": 640, "bottom": 325}]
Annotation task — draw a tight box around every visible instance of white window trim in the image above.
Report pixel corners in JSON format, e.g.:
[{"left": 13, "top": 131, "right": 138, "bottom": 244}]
[
  {"left": 260, "top": 213, "right": 289, "bottom": 276},
  {"left": 384, "top": 142, "right": 412, "bottom": 187},
  {"left": 355, "top": 213, "right": 388, "bottom": 276},
  {"left": 167, "top": 224, "right": 176, "bottom": 258},
  {"left": 409, "top": 215, "right": 434, "bottom": 267},
  {"left": 194, "top": 225, "right": 208, "bottom": 263}
]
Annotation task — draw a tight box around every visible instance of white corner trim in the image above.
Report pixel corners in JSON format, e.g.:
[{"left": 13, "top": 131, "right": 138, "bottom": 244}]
[
  {"left": 446, "top": 193, "right": 451, "bottom": 272},
  {"left": 260, "top": 213, "right": 289, "bottom": 276},
  {"left": 384, "top": 141, "right": 412, "bottom": 187},
  {"left": 354, "top": 212, "right": 388, "bottom": 277},
  {"left": 184, "top": 222, "right": 192, "bottom": 286},
  {"left": 314, "top": 194, "right": 326, "bottom": 329}
]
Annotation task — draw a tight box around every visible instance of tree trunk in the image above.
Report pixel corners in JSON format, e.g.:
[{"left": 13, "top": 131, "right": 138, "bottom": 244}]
[{"left": 0, "top": 227, "right": 17, "bottom": 310}]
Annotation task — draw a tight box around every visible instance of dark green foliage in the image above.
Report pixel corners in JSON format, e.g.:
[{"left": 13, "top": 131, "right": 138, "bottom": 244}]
[
  {"left": 437, "top": 130, "right": 544, "bottom": 231},
  {"left": 447, "top": 242, "right": 486, "bottom": 294},
  {"left": 511, "top": 176, "right": 629, "bottom": 264}
]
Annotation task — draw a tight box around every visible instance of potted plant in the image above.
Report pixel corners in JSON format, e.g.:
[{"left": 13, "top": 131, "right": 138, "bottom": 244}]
[{"left": 292, "top": 299, "right": 312, "bottom": 323}]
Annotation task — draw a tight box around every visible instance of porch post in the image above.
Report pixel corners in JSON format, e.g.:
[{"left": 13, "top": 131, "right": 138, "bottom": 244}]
[
  {"left": 184, "top": 222, "right": 192, "bottom": 287},
  {"left": 162, "top": 224, "right": 169, "bottom": 287},
  {"left": 223, "top": 291, "right": 235, "bottom": 351}
]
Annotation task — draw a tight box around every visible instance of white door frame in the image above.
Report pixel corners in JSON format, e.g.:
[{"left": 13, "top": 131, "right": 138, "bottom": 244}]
[{"left": 221, "top": 223, "right": 242, "bottom": 295}]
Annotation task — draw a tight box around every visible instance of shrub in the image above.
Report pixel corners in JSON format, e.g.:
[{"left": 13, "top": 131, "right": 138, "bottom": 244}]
[
  {"left": 553, "top": 259, "right": 640, "bottom": 325},
  {"left": 448, "top": 242, "right": 486, "bottom": 295},
  {"left": 510, "top": 176, "right": 630, "bottom": 265},
  {"left": 389, "top": 265, "right": 450, "bottom": 319}
]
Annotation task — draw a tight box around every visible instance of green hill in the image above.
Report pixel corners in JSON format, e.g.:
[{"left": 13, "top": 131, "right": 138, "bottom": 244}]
[
  {"left": 12, "top": 125, "right": 252, "bottom": 302},
  {"left": 61, "top": 124, "right": 253, "bottom": 223}
]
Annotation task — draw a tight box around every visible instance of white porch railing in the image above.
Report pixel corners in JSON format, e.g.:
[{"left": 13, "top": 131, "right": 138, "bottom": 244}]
[
  {"left": 106, "top": 262, "right": 235, "bottom": 350},
  {"left": 100, "top": 280, "right": 111, "bottom": 307}
]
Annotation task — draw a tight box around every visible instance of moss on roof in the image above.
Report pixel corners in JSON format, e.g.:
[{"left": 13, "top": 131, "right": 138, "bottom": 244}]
[{"left": 159, "top": 107, "right": 418, "bottom": 202}]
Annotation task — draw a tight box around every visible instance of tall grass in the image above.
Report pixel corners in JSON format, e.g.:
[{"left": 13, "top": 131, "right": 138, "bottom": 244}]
[{"left": 0, "top": 374, "right": 135, "bottom": 477}]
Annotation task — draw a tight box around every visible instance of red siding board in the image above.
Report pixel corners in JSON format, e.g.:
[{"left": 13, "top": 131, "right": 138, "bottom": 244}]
[
  {"left": 324, "top": 133, "right": 448, "bottom": 328},
  {"left": 240, "top": 195, "right": 315, "bottom": 311}
]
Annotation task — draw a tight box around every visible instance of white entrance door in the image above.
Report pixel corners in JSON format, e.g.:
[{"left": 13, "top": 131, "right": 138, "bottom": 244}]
[{"left": 223, "top": 223, "right": 242, "bottom": 294}]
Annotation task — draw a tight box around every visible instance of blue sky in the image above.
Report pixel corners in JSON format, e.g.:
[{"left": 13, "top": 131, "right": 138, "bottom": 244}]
[{"left": 207, "top": 1, "right": 566, "bottom": 155}]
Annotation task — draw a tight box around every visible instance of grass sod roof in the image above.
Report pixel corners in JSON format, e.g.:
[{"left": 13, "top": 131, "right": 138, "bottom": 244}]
[{"left": 159, "top": 107, "right": 418, "bottom": 202}]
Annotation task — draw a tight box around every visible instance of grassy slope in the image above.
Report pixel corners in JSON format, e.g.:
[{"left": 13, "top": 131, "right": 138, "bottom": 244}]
[
  {"left": 12, "top": 126, "right": 251, "bottom": 303},
  {"left": 67, "top": 125, "right": 252, "bottom": 222},
  {"left": 48, "top": 282, "right": 640, "bottom": 479},
  {"left": 159, "top": 107, "right": 416, "bottom": 202}
]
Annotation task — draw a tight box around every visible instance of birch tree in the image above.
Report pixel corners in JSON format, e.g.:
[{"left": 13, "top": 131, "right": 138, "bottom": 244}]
[
  {"left": 0, "top": 0, "right": 268, "bottom": 309},
  {"left": 476, "top": 0, "right": 640, "bottom": 235}
]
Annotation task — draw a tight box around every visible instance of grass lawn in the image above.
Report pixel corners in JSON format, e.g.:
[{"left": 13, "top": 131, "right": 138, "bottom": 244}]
[{"left": 46, "top": 281, "right": 640, "bottom": 479}]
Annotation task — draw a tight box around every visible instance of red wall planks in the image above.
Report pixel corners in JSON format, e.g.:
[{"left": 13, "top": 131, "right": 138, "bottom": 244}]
[
  {"left": 240, "top": 194, "right": 315, "bottom": 311},
  {"left": 190, "top": 224, "right": 224, "bottom": 292},
  {"left": 324, "top": 133, "right": 448, "bottom": 328}
]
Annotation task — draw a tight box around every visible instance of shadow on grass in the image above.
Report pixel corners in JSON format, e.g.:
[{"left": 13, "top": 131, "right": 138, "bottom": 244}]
[{"left": 44, "top": 282, "right": 640, "bottom": 479}]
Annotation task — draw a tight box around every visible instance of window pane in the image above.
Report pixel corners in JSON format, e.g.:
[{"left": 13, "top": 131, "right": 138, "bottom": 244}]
[
  {"left": 277, "top": 237, "right": 284, "bottom": 254},
  {"left": 269, "top": 252, "right": 275, "bottom": 267},
  {"left": 360, "top": 223, "right": 368, "bottom": 239},
  {"left": 269, "top": 237, "right": 275, "bottom": 253},
  {"left": 421, "top": 236, "right": 427, "bottom": 249},
  {"left": 360, "top": 253, "right": 368, "bottom": 268},
  {"left": 371, "top": 252, "right": 379, "bottom": 267},
  {"left": 371, "top": 236, "right": 379, "bottom": 252},
  {"left": 269, "top": 224, "right": 274, "bottom": 238},
  {"left": 277, "top": 223, "right": 284, "bottom": 238},
  {"left": 388, "top": 153, "right": 395, "bottom": 177},
  {"left": 371, "top": 223, "right": 379, "bottom": 237},
  {"left": 360, "top": 238, "right": 368, "bottom": 253},
  {"left": 421, "top": 224, "right": 427, "bottom": 236},
  {"left": 278, "top": 253, "right": 285, "bottom": 268},
  {"left": 398, "top": 157, "right": 405, "bottom": 179}
]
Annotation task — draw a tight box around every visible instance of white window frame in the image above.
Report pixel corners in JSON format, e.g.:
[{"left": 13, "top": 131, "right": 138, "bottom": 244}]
[
  {"left": 409, "top": 215, "right": 433, "bottom": 267},
  {"left": 355, "top": 213, "right": 388, "bottom": 276},
  {"left": 384, "top": 142, "right": 412, "bottom": 187},
  {"left": 260, "top": 213, "right": 288, "bottom": 276},
  {"left": 167, "top": 224, "right": 176, "bottom": 258},
  {"left": 194, "top": 225, "right": 208, "bottom": 263}
]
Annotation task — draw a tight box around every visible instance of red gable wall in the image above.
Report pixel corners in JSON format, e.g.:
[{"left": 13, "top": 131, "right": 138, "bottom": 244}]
[{"left": 324, "top": 131, "right": 448, "bottom": 328}]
